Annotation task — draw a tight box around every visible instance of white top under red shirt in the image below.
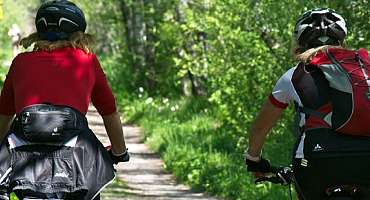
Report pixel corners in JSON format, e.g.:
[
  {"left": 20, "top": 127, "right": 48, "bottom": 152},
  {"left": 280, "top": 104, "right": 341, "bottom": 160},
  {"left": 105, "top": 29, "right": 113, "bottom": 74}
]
[
  {"left": 269, "top": 65, "right": 306, "bottom": 158},
  {"left": 269, "top": 66, "right": 301, "bottom": 108}
]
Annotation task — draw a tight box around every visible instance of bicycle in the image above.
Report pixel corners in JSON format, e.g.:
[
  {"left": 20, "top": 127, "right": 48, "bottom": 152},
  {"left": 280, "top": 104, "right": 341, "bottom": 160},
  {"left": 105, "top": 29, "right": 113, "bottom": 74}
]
[{"left": 256, "top": 165, "right": 363, "bottom": 200}]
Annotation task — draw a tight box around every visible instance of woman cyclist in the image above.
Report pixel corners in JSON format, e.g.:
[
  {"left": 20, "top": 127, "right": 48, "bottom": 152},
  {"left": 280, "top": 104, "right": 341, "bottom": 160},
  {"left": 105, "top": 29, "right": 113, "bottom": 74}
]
[
  {"left": 0, "top": 0, "right": 128, "bottom": 199},
  {"left": 245, "top": 8, "right": 370, "bottom": 199}
]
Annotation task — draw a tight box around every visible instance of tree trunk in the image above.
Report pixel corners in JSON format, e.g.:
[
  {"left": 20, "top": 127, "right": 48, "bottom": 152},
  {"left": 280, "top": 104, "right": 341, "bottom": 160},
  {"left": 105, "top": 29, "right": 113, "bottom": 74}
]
[
  {"left": 177, "top": 1, "right": 208, "bottom": 97},
  {"left": 131, "top": 0, "right": 146, "bottom": 71},
  {"left": 120, "top": 0, "right": 148, "bottom": 89},
  {"left": 143, "top": 0, "right": 159, "bottom": 92}
]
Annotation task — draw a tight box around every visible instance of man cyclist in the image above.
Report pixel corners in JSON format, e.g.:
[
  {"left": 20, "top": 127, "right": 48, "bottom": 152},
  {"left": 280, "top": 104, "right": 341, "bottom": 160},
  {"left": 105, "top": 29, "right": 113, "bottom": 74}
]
[
  {"left": 245, "top": 8, "right": 370, "bottom": 199},
  {"left": 0, "top": 1, "right": 129, "bottom": 199}
]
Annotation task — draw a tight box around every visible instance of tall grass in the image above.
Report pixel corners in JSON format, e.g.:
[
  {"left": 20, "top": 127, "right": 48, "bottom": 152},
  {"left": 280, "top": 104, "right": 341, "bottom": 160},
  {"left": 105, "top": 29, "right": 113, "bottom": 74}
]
[{"left": 118, "top": 95, "right": 296, "bottom": 200}]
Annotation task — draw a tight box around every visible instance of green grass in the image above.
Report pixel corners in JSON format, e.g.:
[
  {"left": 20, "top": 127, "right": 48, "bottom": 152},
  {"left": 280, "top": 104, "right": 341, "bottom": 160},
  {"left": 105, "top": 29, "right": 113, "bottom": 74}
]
[
  {"left": 118, "top": 96, "right": 296, "bottom": 200},
  {"left": 10, "top": 192, "right": 19, "bottom": 200},
  {"left": 101, "top": 178, "right": 130, "bottom": 199}
]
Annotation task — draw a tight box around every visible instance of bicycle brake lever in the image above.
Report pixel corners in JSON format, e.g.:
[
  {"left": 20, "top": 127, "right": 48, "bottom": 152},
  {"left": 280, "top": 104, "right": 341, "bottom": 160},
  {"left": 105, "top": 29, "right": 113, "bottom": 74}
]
[{"left": 277, "top": 167, "right": 292, "bottom": 185}]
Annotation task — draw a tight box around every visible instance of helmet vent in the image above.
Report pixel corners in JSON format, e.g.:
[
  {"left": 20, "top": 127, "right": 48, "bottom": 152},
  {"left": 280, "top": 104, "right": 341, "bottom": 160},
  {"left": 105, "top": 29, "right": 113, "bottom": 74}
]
[
  {"left": 65, "top": 7, "right": 76, "bottom": 13},
  {"left": 59, "top": 17, "right": 79, "bottom": 27},
  {"left": 46, "top": 7, "right": 59, "bottom": 11},
  {"left": 318, "top": 36, "right": 330, "bottom": 43}
]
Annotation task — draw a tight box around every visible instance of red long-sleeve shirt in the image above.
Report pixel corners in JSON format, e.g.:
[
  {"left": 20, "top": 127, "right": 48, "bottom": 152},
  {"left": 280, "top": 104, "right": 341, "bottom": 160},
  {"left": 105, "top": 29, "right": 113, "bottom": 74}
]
[{"left": 0, "top": 47, "right": 116, "bottom": 116}]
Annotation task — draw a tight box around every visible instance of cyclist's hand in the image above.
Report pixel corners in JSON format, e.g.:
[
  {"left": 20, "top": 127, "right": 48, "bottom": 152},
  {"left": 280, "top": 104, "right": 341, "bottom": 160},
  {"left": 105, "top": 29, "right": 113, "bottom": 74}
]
[
  {"left": 245, "top": 157, "right": 272, "bottom": 179},
  {"left": 252, "top": 172, "right": 267, "bottom": 179},
  {"left": 108, "top": 149, "right": 130, "bottom": 164},
  {"left": 106, "top": 146, "right": 130, "bottom": 164},
  {"left": 245, "top": 156, "right": 271, "bottom": 173}
]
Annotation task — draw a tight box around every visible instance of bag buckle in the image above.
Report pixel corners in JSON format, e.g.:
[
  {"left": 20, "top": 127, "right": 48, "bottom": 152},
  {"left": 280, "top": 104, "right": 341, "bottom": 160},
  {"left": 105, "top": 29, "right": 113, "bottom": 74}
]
[{"left": 21, "top": 112, "right": 31, "bottom": 124}]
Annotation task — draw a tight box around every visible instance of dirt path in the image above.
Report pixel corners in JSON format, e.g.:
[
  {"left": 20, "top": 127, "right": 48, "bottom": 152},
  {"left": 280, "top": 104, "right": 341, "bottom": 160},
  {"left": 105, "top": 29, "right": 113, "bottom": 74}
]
[{"left": 86, "top": 106, "right": 220, "bottom": 200}]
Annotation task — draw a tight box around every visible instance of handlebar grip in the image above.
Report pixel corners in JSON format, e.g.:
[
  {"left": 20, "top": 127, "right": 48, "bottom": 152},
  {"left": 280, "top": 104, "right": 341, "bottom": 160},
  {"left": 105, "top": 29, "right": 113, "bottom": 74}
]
[
  {"left": 254, "top": 166, "right": 292, "bottom": 185},
  {"left": 255, "top": 177, "right": 285, "bottom": 184},
  {"left": 269, "top": 166, "right": 281, "bottom": 173}
]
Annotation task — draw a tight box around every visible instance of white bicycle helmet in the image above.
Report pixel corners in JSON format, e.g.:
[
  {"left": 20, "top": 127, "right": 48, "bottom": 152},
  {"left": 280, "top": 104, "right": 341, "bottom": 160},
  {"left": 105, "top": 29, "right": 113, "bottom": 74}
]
[{"left": 294, "top": 8, "right": 347, "bottom": 49}]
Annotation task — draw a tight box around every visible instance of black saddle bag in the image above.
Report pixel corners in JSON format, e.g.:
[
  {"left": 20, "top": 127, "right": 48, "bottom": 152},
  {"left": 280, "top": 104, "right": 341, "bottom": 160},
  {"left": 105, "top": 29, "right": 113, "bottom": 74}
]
[{"left": 13, "top": 104, "right": 88, "bottom": 144}]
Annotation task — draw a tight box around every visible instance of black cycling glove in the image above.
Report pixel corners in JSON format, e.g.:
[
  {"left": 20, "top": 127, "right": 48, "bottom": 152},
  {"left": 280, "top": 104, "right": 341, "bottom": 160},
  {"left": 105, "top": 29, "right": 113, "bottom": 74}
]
[
  {"left": 245, "top": 156, "right": 271, "bottom": 173},
  {"left": 108, "top": 149, "right": 130, "bottom": 164}
]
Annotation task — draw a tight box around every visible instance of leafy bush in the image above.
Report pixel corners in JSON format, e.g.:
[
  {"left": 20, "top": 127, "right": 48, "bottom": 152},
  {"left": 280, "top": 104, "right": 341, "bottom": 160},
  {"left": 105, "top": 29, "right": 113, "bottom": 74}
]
[
  {"left": 119, "top": 96, "right": 296, "bottom": 200},
  {"left": 4, "top": 0, "right": 370, "bottom": 199}
]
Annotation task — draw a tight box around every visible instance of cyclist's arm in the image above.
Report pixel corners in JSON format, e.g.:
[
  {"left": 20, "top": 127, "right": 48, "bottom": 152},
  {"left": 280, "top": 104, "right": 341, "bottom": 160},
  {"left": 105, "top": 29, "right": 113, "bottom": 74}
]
[
  {"left": 247, "top": 99, "right": 284, "bottom": 158},
  {"left": 90, "top": 55, "right": 127, "bottom": 154},
  {"left": 0, "top": 114, "right": 14, "bottom": 141},
  {"left": 102, "top": 112, "right": 127, "bottom": 155},
  {"left": 247, "top": 67, "right": 296, "bottom": 158}
]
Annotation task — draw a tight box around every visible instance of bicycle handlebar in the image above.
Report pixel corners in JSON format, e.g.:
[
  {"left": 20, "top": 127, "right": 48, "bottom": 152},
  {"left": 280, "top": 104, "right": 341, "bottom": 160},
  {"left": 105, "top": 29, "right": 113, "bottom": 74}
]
[
  {"left": 255, "top": 165, "right": 361, "bottom": 200},
  {"left": 255, "top": 166, "right": 293, "bottom": 185}
]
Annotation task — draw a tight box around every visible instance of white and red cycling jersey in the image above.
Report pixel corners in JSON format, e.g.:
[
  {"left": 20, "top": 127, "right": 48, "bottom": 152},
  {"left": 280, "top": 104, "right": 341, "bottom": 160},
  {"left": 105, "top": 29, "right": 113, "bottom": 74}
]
[
  {"left": 269, "top": 65, "right": 307, "bottom": 158},
  {"left": 270, "top": 48, "right": 370, "bottom": 158}
]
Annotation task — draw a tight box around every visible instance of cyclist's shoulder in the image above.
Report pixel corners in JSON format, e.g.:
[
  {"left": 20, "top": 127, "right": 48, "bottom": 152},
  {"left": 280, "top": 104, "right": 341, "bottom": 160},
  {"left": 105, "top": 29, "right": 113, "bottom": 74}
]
[
  {"left": 63, "top": 47, "right": 98, "bottom": 61},
  {"left": 276, "top": 64, "right": 299, "bottom": 82},
  {"left": 13, "top": 50, "right": 37, "bottom": 59},
  {"left": 12, "top": 49, "right": 53, "bottom": 61},
  {"left": 10, "top": 51, "right": 36, "bottom": 68}
]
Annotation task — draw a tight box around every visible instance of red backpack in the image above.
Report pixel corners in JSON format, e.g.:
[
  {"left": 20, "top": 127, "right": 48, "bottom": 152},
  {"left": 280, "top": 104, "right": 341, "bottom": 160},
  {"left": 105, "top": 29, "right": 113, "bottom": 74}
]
[{"left": 296, "top": 48, "right": 370, "bottom": 136}]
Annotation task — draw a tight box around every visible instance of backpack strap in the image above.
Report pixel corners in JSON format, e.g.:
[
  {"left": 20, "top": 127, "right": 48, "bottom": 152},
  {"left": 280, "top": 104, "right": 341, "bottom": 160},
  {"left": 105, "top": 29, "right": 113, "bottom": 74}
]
[
  {"left": 296, "top": 105, "right": 326, "bottom": 119},
  {"left": 358, "top": 48, "right": 369, "bottom": 60},
  {"left": 293, "top": 102, "right": 304, "bottom": 136},
  {"left": 326, "top": 48, "right": 345, "bottom": 72}
]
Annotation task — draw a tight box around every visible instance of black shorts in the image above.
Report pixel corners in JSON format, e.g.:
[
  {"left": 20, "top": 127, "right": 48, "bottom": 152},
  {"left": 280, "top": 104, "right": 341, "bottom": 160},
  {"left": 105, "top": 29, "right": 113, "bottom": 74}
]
[{"left": 293, "top": 129, "right": 370, "bottom": 200}]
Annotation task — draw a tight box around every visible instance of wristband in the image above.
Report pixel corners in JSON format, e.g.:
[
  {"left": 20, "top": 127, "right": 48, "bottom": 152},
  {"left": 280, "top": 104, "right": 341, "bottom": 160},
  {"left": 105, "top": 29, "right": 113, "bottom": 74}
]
[
  {"left": 246, "top": 150, "right": 261, "bottom": 162},
  {"left": 246, "top": 153, "right": 260, "bottom": 162},
  {"left": 108, "top": 148, "right": 130, "bottom": 164},
  {"left": 112, "top": 148, "right": 128, "bottom": 156}
]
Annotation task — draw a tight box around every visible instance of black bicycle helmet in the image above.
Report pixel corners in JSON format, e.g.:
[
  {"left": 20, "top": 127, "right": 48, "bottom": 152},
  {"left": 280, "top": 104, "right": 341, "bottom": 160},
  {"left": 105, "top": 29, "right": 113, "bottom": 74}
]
[
  {"left": 294, "top": 8, "right": 347, "bottom": 50},
  {"left": 35, "top": 0, "right": 86, "bottom": 41}
]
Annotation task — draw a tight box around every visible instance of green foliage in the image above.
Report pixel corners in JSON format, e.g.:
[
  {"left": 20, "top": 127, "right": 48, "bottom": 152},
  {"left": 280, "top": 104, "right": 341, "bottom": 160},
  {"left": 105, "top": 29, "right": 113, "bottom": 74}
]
[
  {"left": 101, "top": 178, "right": 130, "bottom": 198},
  {"left": 115, "top": 1, "right": 370, "bottom": 199},
  {"left": 78, "top": 0, "right": 126, "bottom": 55},
  {"left": 120, "top": 96, "right": 295, "bottom": 199},
  {"left": 10, "top": 192, "right": 19, "bottom": 200},
  {"left": 4, "top": 0, "right": 370, "bottom": 199},
  {"left": 0, "top": 0, "right": 38, "bottom": 66}
]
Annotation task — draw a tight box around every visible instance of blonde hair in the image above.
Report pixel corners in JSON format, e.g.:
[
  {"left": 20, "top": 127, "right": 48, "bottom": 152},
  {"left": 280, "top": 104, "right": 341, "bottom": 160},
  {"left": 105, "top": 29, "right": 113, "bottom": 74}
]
[
  {"left": 295, "top": 45, "right": 345, "bottom": 63},
  {"left": 20, "top": 31, "right": 95, "bottom": 53}
]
